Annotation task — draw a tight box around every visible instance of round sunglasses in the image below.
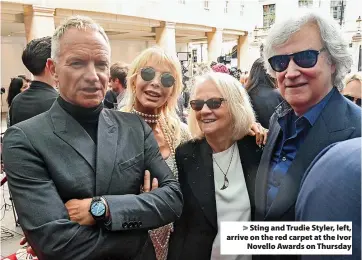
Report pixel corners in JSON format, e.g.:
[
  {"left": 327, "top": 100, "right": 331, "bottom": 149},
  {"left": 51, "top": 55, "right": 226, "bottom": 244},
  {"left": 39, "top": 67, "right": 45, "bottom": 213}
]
[
  {"left": 268, "top": 48, "right": 326, "bottom": 72},
  {"left": 190, "top": 98, "right": 227, "bottom": 111},
  {"left": 140, "top": 67, "right": 175, "bottom": 88}
]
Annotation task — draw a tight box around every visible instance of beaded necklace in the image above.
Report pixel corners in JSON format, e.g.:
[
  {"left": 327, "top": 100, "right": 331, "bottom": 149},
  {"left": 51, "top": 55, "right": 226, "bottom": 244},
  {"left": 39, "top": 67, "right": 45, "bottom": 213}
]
[{"left": 131, "top": 108, "right": 178, "bottom": 260}]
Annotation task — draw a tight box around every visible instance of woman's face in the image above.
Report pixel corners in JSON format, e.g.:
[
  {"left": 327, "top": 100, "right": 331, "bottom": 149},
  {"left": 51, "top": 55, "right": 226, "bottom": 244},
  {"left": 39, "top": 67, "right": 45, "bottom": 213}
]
[
  {"left": 20, "top": 79, "right": 28, "bottom": 92},
  {"left": 193, "top": 79, "right": 232, "bottom": 138},
  {"left": 133, "top": 59, "right": 175, "bottom": 114}
]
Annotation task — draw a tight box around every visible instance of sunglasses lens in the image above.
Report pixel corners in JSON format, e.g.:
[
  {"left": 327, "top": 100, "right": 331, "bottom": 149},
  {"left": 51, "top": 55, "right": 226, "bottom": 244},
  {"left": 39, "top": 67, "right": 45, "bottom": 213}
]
[
  {"left": 269, "top": 55, "right": 290, "bottom": 72},
  {"left": 357, "top": 99, "right": 361, "bottom": 107},
  {"left": 294, "top": 50, "right": 318, "bottom": 68},
  {"left": 206, "top": 99, "right": 222, "bottom": 109},
  {"left": 140, "top": 67, "right": 155, "bottom": 81},
  {"left": 344, "top": 95, "right": 354, "bottom": 101},
  {"left": 161, "top": 73, "right": 175, "bottom": 88},
  {"left": 190, "top": 100, "right": 204, "bottom": 111}
]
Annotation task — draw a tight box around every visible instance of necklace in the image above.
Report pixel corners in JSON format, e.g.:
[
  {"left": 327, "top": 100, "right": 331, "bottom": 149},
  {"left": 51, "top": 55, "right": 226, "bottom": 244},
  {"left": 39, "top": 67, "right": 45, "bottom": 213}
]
[
  {"left": 132, "top": 108, "right": 161, "bottom": 124},
  {"left": 213, "top": 144, "right": 235, "bottom": 190}
]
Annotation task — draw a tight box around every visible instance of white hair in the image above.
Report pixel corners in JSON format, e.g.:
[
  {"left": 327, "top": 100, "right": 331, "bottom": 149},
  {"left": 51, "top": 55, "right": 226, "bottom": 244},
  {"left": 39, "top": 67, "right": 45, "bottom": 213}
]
[
  {"left": 51, "top": 15, "right": 110, "bottom": 61},
  {"left": 188, "top": 72, "right": 255, "bottom": 140},
  {"left": 263, "top": 10, "right": 352, "bottom": 90}
]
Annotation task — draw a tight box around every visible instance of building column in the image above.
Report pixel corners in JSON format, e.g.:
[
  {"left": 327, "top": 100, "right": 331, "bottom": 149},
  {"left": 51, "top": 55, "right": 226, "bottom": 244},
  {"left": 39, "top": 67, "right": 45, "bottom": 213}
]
[
  {"left": 155, "top": 22, "right": 176, "bottom": 55},
  {"left": 207, "top": 28, "right": 223, "bottom": 63},
  {"left": 23, "top": 5, "right": 55, "bottom": 43},
  {"left": 237, "top": 34, "right": 249, "bottom": 69}
]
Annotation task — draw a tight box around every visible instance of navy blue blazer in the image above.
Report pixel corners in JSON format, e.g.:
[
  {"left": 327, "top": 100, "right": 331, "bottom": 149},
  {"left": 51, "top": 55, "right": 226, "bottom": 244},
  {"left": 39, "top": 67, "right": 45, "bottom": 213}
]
[
  {"left": 296, "top": 138, "right": 361, "bottom": 260},
  {"left": 255, "top": 89, "right": 361, "bottom": 223}
]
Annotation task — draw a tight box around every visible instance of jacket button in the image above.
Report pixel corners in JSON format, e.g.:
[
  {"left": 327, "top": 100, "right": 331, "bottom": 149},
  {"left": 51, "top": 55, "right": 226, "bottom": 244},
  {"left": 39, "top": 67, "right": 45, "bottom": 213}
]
[
  {"left": 138, "top": 221, "right": 142, "bottom": 227},
  {"left": 122, "top": 222, "right": 128, "bottom": 229}
]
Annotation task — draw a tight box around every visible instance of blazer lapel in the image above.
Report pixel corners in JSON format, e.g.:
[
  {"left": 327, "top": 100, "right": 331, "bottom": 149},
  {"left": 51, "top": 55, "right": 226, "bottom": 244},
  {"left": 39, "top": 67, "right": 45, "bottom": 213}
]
[
  {"left": 95, "top": 110, "right": 118, "bottom": 195},
  {"left": 266, "top": 91, "right": 355, "bottom": 219},
  {"left": 50, "top": 102, "right": 96, "bottom": 171},
  {"left": 254, "top": 120, "right": 281, "bottom": 219},
  {"left": 188, "top": 140, "right": 217, "bottom": 230}
]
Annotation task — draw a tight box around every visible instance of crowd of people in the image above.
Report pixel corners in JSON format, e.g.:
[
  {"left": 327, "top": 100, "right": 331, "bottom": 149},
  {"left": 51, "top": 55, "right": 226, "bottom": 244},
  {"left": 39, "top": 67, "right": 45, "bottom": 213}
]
[{"left": 1, "top": 9, "right": 361, "bottom": 260}]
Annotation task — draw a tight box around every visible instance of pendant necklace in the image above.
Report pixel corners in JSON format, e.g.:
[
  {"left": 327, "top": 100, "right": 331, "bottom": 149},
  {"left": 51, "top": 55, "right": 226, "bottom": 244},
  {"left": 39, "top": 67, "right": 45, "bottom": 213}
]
[{"left": 213, "top": 144, "right": 235, "bottom": 190}]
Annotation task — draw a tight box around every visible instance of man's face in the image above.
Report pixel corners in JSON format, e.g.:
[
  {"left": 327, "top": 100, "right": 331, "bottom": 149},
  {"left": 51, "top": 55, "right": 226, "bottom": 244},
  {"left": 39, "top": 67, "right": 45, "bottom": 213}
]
[
  {"left": 273, "top": 23, "right": 335, "bottom": 115},
  {"left": 48, "top": 28, "right": 110, "bottom": 108},
  {"left": 109, "top": 78, "right": 122, "bottom": 94}
]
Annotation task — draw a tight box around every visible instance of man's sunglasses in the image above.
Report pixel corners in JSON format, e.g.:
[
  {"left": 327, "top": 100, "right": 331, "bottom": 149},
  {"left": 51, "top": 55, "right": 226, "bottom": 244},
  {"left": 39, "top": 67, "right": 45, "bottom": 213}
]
[
  {"left": 140, "top": 67, "right": 175, "bottom": 88},
  {"left": 268, "top": 48, "right": 326, "bottom": 72},
  {"left": 344, "top": 95, "right": 361, "bottom": 107},
  {"left": 190, "top": 98, "right": 227, "bottom": 111}
]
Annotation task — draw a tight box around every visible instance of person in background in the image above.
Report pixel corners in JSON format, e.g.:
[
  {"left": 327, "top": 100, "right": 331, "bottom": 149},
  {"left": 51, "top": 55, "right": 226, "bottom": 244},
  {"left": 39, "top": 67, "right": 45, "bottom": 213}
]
[
  {"left": 17, "top": 75, "right": 31, "bottom": 90},
  {"left": 255, "top": 10, "right": 361, "bottom": 260},
  {"left": 245, "top": 58, "right": 283, "bottom": 128},
  {"left": 6, "top": 77, "right": 27, "bottom": 127},
  {"left": 169, "top": 72, "right": 266, "bottom": 260},
  {"left": 9, "top": 36, "right": 58, "bottom": 126},
  {"left": 104, "top": 62, "right": 128, "bottom": 109},
  {"left": 296, "top": 138, "right": 361, "bottom": 260},
  {"left": 342, "top": 72, "right": 361, "bottom": 107}
]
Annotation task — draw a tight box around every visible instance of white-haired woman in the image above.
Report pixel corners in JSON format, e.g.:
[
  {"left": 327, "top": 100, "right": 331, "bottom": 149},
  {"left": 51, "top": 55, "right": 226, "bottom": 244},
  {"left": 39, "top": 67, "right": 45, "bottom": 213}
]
[
  {"left": 342, "top": 72, "right": 362, "bottom": 107},
  {"left": 168, "top": 72, "right": 263, "bottom": 260}
]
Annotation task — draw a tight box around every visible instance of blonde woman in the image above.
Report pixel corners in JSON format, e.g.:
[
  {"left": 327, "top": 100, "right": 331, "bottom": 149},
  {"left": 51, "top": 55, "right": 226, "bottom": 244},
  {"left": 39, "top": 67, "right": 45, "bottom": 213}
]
[
  {"left": 169, "top": 72, "right": 264, "bottom": 260},
  {"left": 342, "top": 72, "right": 361, "bottom": 107},
  {"left": 122, "top": 46, "right": 190, "bottom": 260}
]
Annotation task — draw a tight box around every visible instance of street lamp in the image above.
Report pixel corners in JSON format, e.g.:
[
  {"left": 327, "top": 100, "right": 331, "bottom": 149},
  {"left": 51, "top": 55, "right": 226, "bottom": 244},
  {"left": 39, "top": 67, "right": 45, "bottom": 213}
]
[{"left": 352, "top": 16, "right": 362, "bottom": 71}]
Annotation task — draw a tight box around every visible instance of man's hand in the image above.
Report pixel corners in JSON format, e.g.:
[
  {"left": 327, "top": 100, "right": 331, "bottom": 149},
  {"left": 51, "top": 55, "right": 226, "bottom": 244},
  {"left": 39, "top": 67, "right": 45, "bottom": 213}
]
[
  {"left": 65, "top": 198, "right": 96, "bottom": 226},
  {"left": 141, "top": 170, "right": 159, "bottom": 193},
  {"left": 248, "top": 122, "right": 268, "bottom": 146}
]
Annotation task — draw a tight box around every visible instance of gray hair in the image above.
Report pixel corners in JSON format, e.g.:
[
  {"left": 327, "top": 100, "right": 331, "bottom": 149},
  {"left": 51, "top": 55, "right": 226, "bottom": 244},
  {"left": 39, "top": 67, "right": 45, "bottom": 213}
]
[
  {"left": 188, "top": 72, "right": 255, "bottom": 140},
  {"left": 263, "top": 10, "right": 352, "bottom": 90},
  {"left": 51, "top": 15, "right": 110, "bottom": 61}
]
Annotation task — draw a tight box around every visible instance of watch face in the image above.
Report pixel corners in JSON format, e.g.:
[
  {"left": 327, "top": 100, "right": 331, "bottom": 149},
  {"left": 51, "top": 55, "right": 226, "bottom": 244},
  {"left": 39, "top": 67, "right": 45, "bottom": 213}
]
[{"left": 90, "top": 201, "right": 106, "bottom": 217}]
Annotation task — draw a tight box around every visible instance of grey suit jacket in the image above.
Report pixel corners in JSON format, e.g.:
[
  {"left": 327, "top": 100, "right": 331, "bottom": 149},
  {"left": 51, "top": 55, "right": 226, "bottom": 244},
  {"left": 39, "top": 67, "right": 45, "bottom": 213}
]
[
  {"left": 3, "top": 101, "right": 183, "bottom": 260},
  {"left": 255, "top": 89, "right": 361, "bottom": 222}
]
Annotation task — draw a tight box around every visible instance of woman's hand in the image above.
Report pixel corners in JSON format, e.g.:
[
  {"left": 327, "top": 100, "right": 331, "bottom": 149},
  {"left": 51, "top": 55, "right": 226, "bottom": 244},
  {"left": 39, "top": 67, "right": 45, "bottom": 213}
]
[
  {"left": 141, "top": 170, "right": 159, "bottom": 193},
  {"left": 248, "top": 122, "right": 268, "bottom": 146},
  {"left": 20, "top": 237, "right": 36, "bottom": 257}
]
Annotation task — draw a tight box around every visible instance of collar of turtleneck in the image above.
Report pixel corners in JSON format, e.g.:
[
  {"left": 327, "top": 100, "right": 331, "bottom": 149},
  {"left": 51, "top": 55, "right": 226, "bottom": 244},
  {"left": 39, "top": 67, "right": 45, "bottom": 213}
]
[{"left": 57, "top": 96, "right": 103, "bottom": 123}]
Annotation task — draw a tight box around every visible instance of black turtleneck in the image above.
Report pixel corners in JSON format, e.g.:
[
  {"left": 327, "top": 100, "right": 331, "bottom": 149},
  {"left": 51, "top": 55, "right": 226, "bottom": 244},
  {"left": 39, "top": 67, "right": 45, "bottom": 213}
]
[{"left": 57, "top": 96, "right": 103, "bottom": 143}]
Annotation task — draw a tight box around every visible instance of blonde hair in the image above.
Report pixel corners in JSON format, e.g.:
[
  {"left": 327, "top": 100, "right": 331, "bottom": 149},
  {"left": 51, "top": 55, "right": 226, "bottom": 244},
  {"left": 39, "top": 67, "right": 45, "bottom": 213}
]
[
  {"left": 344, "top": 72, "right": 362, "bottom": 86},
  {"left": 188, "top": 72, "right": 256, "bottom": 140},
  {"left": 51, "top": 15, "right": 110, "bottom": 61},
  {"left": 122, "top": 47, "right": 183, "bottom": 146}
]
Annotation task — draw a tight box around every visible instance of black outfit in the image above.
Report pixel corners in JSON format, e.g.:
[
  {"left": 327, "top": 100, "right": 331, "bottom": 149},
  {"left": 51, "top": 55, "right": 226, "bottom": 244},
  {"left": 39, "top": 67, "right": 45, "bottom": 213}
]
[
  {"left": 9, "top": 81, "right": 58, "bottom": 126},
  {"left": 104, "top": 90, "right": 118, "bottom": 109},
  {"left": 248, "top": 84, "right": 283, "bottom": 128},
  {"left": 168, "top": 136, "right": 262, "bottom": 260},
  {"left": 57, "top": 96, "right": 102, "bottom": 143}
]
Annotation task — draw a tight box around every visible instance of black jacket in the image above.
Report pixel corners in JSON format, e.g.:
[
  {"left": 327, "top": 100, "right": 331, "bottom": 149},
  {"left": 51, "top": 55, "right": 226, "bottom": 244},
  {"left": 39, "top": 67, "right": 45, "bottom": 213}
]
[
  {"left": 9, "top": 81, "right": 58, "bottom": 126},
  {"left": 248, "top": 84, "right": 283, "bottom": 128},
  {"left": 169, "top": 136, "right": 262, "bottom": 260}
]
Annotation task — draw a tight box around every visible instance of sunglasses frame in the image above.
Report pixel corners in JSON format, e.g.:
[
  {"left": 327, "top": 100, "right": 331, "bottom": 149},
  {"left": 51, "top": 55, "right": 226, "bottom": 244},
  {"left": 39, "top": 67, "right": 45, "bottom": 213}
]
[
  {"left": 268, "top": 47, "right": 326, "bottom": 72},
  {"left": 344, "top": 95, "right": 361, "bottom": 106},
  {"left": 139, "top": 67, "right": 175, "bottom": 88},
  {"left": 190, "top": 98, "right": 227, "bottom": 111}
]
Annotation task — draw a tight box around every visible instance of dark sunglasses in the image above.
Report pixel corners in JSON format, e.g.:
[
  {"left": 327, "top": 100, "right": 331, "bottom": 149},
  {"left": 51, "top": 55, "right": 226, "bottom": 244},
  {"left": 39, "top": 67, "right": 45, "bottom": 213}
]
[
  {"left": 190, "top": 98, "right": 227, "bottom": 111},
  {"left": 268, "top": 48, "right": 326, "bottom": 72},
  {"left": 344, "top": 95, "right": 361, "bottom": 107},
  {"left": 140, "top": 67, "right": 175, "bottom": 88}
]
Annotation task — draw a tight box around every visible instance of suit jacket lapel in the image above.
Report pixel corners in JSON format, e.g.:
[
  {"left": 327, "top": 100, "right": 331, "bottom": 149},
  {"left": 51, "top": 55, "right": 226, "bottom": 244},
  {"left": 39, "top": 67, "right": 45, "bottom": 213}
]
[
  {"left": 96, "top": 110, "right": 118, "bottom": 195},
  {"left": 266, "top": 90, "right": 355, "bottom": 219},
  {"left": 255, "top": 119, "right": 281, "bottom": 219},
  {"left": 188, "top": 140, "right": 217, "bottom": 230},
  {"left": 50, "top": 102, "right": 96, "bottom": 171}
]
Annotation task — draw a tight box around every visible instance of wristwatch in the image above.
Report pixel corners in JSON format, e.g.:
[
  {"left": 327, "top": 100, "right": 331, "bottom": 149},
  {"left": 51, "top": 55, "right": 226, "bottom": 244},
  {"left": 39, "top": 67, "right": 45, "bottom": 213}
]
[{"left": 89, "top": 196, "right": 107, "bottom": 221}]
